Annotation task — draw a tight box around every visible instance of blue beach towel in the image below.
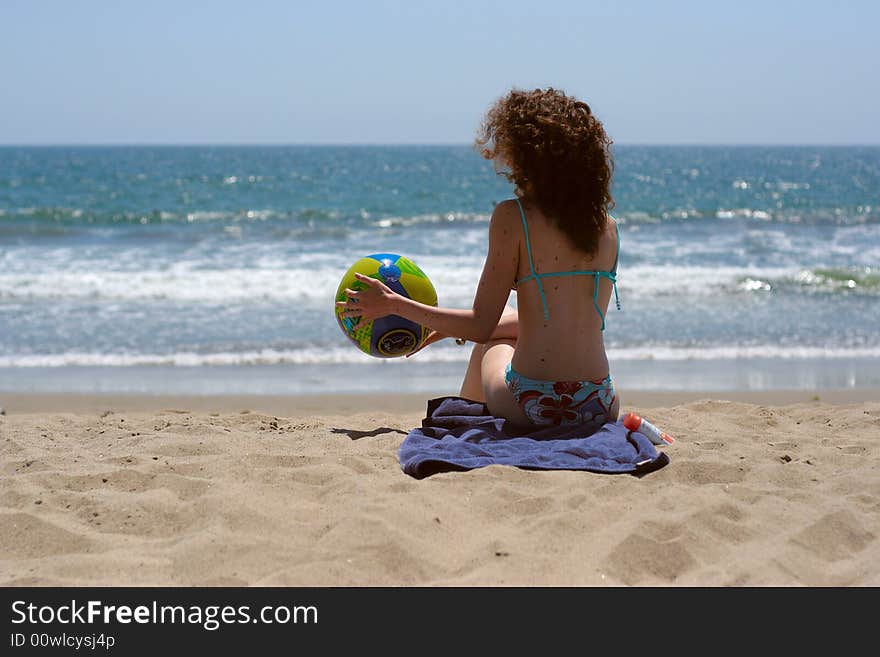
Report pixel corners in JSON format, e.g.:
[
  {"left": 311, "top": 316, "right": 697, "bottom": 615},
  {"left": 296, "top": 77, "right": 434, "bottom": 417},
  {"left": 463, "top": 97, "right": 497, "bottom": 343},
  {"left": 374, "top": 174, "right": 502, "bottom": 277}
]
[{"left": 399, "top": 396, "right": 670, "bottom": 479}]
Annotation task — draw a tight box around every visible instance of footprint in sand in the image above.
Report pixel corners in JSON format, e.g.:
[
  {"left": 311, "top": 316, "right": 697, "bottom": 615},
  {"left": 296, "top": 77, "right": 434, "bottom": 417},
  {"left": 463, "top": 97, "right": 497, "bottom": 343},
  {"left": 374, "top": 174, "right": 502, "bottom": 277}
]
[
  {"left": 790, "top": 510, "right": 875, "bottom": 562},
  {"left": 602, "top": 501, "right": 754, "bottom": 584},
  {"left": 0, "top": 512, "right": 91, "bottom": 559},
  {"left": 602, "top": 533, "right": 697, "bottom": 585},
  {"left": 673, "top": 460, "right": 747, "bottom": 485}
]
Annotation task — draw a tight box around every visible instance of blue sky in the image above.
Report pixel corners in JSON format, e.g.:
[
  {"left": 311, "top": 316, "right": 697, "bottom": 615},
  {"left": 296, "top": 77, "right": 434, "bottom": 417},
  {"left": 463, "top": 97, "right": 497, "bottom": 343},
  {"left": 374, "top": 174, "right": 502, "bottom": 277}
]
[{"left": 1, "top": 0, "right": 877, "bottom": 144}]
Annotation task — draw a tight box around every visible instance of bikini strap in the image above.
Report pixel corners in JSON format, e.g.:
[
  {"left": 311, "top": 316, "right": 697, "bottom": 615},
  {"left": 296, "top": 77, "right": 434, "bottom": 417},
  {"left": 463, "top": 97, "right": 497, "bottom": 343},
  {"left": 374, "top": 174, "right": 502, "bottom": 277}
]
[{"left": 514, "top": 198, "right": 550, "bottom": 320}]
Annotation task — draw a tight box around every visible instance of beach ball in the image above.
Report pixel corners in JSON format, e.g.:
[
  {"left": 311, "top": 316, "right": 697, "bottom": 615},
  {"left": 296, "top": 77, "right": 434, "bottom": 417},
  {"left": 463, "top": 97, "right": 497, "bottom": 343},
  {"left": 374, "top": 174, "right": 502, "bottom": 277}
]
[{"left": 335, "top": 253, "right": 438, "bottom": 358}]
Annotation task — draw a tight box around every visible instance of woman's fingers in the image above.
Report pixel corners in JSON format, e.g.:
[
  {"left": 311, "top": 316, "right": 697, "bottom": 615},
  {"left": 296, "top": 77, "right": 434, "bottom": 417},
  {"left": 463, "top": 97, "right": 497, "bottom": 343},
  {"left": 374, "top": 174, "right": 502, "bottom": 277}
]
[
  {"left": 354, "top": 272, "right": 392, "bottom": 293},
  {"left": 338, "top": 273, "right": 392, "bottom": 321}
]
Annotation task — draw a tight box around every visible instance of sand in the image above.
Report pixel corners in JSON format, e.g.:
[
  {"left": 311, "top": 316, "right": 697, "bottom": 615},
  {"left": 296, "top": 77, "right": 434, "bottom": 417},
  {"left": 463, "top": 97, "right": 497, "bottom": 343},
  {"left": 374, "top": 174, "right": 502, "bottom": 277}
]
[{"left": 1, "top": 390, "right": 879, "bottom": 586}]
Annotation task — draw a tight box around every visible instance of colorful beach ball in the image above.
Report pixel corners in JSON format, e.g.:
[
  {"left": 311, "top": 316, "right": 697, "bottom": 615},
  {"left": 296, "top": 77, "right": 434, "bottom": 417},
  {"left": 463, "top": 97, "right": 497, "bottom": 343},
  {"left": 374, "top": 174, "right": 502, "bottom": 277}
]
[{"left": 334, "top": 253, "right": 438, "bottom": 358}]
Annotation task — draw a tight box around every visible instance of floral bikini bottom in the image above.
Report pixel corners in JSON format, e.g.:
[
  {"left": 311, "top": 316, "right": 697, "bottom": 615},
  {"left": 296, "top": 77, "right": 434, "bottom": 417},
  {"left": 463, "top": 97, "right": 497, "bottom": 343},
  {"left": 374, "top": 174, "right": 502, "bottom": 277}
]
[{"left": 504, "top": 363, "right": 617, "bottom": 428}]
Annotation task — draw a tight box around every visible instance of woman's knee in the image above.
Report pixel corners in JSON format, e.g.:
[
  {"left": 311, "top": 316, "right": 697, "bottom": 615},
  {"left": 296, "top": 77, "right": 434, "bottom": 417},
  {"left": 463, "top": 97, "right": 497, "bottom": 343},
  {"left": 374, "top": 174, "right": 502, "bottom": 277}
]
[
  {"left": 479, "top": 338, "right": 515, "bottom": 397},
  {"left": 480, "top": 337, "right": 516, "bottom": 357}
]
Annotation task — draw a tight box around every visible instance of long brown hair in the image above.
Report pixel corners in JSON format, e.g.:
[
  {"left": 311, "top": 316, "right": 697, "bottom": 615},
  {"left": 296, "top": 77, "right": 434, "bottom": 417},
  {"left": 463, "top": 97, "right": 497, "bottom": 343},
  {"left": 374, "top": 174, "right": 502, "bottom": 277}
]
[{"left": 475, "top": 87, "right": 615, "bottom": 256}]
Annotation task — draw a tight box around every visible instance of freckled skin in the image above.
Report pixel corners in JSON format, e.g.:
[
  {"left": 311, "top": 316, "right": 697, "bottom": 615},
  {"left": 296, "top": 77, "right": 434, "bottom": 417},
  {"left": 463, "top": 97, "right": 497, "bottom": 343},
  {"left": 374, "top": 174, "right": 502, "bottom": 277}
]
[
  {"left": 337, "top": 197, "right": 619, "bottom": 423},
  {"left": 509, "top": 198, "right": 618, "bottom": 382}
]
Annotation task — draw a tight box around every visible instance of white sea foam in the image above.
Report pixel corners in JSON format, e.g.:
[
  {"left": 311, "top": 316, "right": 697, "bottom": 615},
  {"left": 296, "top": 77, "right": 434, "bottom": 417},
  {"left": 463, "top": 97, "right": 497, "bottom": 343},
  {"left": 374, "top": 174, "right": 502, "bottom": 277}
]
[
  {"left": 0, "top": 264, "right": 480, "bottom": 303},
  {"left": 4, "top": 261, "right": 870, "bottom": 303},
  {"left": 370, "top": 212, "right": 489, "bottom": 228},
  {"left": 618, "top": 265, "right": 793, "bottom": 297},
  {"left": 610, "top": 345, "right": 880, "bottom": 361},
  {"left": 2, "top": 344, "right": 878, "bottom": 368},
  {"left": 0, "top": 347, "right": 463, "bottom": 367},
  {"left": 716, "top": 208, "right": 773, "bottom": 221}
]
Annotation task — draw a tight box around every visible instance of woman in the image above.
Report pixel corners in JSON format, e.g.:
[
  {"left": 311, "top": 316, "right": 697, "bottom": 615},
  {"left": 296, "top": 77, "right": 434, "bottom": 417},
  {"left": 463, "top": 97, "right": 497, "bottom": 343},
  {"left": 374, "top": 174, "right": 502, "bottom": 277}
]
[{"left": 338, "top": 87, "right": 620, "bottom": 431}]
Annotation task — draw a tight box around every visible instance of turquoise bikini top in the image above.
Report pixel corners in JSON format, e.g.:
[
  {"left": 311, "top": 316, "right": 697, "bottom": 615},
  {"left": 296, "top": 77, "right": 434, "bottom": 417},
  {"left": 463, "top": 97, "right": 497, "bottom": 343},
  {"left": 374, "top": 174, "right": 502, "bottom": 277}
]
[{"left": 513, "top": 197, "right": 621, "bottom": 331}]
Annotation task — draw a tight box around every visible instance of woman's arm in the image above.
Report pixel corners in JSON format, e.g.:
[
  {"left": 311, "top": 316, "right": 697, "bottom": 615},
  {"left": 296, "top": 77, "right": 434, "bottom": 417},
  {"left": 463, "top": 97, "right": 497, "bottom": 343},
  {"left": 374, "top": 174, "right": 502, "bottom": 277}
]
[
  {"left": 404, "top": 306, "right": 518, "bottom": 358},
  {"left": 488, "top": 305, "right": 519, "bottom": 341},
  {"left": 337, "top": 201, "right": 520, "bottom": 343}
]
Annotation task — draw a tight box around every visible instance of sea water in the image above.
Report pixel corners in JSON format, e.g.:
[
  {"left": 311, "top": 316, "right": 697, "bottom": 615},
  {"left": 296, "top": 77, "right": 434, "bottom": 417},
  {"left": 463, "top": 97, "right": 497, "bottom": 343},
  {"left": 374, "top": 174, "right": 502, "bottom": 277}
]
[{"left": 1, "top": 145, "right": 878, "bottom": 394}]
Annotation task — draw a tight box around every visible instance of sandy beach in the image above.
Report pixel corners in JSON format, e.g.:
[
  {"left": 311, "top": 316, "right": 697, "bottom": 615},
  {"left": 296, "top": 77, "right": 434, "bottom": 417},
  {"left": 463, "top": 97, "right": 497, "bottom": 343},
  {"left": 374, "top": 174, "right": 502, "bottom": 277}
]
[{"left": 1, "top": 389, "right": 878, "bottom": 587}]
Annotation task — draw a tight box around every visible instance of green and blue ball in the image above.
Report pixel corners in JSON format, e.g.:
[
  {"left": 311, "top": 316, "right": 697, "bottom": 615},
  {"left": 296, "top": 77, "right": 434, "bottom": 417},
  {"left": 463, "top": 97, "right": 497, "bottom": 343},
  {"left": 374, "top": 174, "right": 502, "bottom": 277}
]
[{"left": 334, "top": 253, "right": 438, "bottom": 358}]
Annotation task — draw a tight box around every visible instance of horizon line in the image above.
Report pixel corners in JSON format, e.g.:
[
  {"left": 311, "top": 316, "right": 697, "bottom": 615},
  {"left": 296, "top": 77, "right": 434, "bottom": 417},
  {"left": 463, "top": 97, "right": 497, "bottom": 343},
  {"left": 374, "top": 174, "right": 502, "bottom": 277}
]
[{"left": 2, "top": 141, "right": 880, "bottom": 148}]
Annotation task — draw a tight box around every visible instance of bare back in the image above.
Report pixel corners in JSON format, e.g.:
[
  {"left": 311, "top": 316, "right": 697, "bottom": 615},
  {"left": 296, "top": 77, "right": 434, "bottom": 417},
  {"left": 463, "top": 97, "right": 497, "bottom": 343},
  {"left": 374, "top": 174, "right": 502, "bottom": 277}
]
[{"left": 508, "top": 198, "right": 619, "bottom": 382}]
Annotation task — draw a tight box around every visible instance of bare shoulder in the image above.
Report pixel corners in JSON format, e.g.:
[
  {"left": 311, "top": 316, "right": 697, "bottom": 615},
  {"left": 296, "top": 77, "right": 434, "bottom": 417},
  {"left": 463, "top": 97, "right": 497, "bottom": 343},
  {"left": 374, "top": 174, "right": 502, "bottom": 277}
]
[
  {"left": 606, "top": 211, "right": 620, "bottom": 231},
  {"left": 489, "top": 199, "right": 522, "bottom": 237},
  {"left": 603, "top": 214, "right": 620, "bottom": 244},
  {"left": 492, "top": 198, "right": 522, "bottom": 221},
  {"left": 599, "top": 215, "right": 621, "bottom": 266}
]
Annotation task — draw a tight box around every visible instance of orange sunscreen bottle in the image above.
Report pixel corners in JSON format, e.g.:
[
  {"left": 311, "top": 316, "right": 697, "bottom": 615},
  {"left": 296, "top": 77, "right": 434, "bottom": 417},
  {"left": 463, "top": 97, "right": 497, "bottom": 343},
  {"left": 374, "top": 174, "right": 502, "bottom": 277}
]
[{"left": 623, "top": 413, "right": 675, "bottom": 445}]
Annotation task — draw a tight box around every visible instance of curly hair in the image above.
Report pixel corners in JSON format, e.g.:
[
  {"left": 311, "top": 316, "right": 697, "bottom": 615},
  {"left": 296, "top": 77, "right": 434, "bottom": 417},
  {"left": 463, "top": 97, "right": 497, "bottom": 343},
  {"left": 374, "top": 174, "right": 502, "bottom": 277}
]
[{"left": 475, "top": 87, "right": 614, "bottom": 256}]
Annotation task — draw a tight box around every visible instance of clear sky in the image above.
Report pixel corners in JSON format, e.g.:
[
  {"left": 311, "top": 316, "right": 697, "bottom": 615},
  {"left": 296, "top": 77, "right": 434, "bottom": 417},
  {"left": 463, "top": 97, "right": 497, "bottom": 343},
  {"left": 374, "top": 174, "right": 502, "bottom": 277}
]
[{"left": 1, "top": 0, "right": 877, "bottom": 145}]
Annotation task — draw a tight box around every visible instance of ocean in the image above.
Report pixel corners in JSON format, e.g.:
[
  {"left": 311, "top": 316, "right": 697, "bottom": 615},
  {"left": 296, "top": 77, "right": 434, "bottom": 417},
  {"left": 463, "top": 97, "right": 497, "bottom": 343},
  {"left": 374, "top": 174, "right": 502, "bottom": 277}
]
[{"left": 1, "top": 145, "right": 878, "bottom": 395}]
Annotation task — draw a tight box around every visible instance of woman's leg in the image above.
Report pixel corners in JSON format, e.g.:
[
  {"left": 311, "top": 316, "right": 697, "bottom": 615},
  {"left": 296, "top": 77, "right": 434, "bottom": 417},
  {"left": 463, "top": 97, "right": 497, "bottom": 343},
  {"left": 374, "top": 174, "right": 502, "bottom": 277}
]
[
  {"left": 458, "top": 305, "right": 518, "bottom": 401},
  {"left": 480, "top": 338, "right": 530, "bottom": 426},
  {"left": 458, "top": 336, "right": 526, "bottom": 423},
  {"left": 458, "top": 342, "right": 485, "bottom": 401}
]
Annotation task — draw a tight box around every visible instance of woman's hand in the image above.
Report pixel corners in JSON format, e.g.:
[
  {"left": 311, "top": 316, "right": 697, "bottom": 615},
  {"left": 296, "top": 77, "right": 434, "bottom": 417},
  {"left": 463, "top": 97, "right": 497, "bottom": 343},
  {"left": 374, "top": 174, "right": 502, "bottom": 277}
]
[{"left": 336, "top": 272, "right": 400, "bottom": 321}]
